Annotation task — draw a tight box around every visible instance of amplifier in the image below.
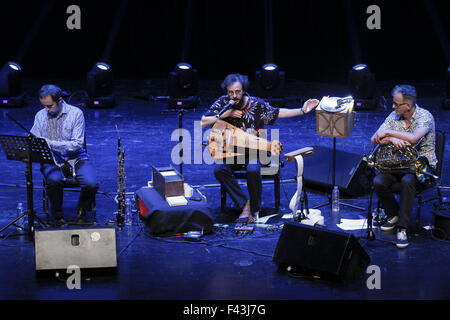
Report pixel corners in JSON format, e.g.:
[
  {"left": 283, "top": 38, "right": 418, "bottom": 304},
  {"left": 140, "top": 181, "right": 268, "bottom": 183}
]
[{"left": 34, "top": 227, "right": 117, "bottom": 273}]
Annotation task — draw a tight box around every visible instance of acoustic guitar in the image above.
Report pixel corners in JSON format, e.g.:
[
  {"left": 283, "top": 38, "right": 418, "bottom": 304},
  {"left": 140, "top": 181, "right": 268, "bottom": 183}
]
[{"left": 208, "top": 119, "right": 283, "bottom": 159}]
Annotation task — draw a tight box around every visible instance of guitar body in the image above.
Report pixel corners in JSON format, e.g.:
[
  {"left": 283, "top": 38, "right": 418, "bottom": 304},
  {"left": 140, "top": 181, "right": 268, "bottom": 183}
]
[{"left": 208, "top": 120, "right": 282, "bottom": 160}]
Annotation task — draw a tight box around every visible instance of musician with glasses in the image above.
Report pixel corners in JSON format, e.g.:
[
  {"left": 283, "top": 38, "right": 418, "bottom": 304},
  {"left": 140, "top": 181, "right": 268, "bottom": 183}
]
[
  {"left": 31, "top": 84, "right": 99, "bottom": 227},
  {"left": 201, "top": 73, "right": 318, "bottom": 224},
  {"left": 370, "top": 84, "right": 437, "bottom": 248}
]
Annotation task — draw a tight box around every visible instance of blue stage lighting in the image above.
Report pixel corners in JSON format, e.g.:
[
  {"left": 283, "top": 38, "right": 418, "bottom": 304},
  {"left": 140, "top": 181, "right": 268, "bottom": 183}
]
[
  {"left": 85, "top": 62, "right": 115, "bottom": 108},
  {"left": 348, "top": 64, "right": 377, "bottom": 110},
  {"left": 255, "top": 63, "right": 285, "bottom": 107},
  {"left": 168, "top": 62, "right": 199, "bottom": 109},
  {"left": 0, "top": 61, "right": 24, "bottom": 107}
]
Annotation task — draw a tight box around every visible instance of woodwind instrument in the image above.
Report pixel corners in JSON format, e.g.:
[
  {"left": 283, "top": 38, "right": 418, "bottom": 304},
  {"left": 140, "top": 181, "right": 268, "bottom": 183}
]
[{"left": 116, "top": 125, "right": 126, "bottom": 227}]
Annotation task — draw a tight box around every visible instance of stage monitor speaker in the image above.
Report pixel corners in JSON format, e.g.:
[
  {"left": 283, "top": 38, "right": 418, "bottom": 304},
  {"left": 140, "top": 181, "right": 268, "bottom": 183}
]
[
  {"left": 273, "top": 222, "right": 370, "bottom": 281},
  {"left": 302, "top": 145, "right": 375, "bottom": 196},
  {"left": 34, "top": 227, "right": 117, "bottom": 274}
]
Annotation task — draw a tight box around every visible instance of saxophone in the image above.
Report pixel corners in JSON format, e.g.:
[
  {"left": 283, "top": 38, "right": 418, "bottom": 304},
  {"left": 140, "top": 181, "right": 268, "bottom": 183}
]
[
  {"left": 367, "top": 143, "right": 436, "bottom": 183},
  {"left": 116, "top": 125, "right": 126, "bottom": 227}
]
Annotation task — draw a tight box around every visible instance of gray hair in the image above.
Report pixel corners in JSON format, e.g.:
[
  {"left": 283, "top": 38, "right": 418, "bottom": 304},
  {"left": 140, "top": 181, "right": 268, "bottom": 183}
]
[{"left": 392, "top": 84, "right": 417, "bottom": 105}]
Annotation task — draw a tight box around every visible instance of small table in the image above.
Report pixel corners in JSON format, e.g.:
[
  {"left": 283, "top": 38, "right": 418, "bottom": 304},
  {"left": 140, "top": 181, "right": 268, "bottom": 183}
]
[{"left": 136, "top": 187, "right": 214, "bottom": 237}]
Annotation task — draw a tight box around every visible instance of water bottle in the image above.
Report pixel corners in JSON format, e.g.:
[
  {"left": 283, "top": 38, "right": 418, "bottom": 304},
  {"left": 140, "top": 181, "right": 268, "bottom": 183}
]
[
  {"left": 125, "top": 198, "right": 132, "bottom": 226},
  {"left": 16, "top": 202, "right": 24, "bottom": 230},
  {"left": 332, "top": 186, "right": 340, "bottom": 212}
]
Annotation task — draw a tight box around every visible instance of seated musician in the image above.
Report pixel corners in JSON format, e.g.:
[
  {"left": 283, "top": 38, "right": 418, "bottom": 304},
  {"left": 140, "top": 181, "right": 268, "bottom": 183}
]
[
  {"left": 31, "top": 84, "right": 99, "bottom": 227},
  {"left": 370, "top": 84, "right": 437, "bottom": 248},
  {"left": 201, "top": 73, "right": 318, "bottom": 223}
]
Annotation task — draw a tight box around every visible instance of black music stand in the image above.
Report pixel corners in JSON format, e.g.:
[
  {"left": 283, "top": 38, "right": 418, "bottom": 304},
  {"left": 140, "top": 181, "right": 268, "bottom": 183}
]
[
  {"left": 313, "top": 97, "right": 365, "bottom": 212},
  {"left": 0, "top": 134, "right": 54, "bottom": 237}
]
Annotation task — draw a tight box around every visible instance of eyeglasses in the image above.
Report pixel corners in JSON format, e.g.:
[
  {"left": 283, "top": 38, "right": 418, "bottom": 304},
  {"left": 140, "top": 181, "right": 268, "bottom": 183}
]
[
  {"left": 227, "top": 90, "right": 242, "bottom": 96},
  {"left": 392, "top": 101, "right": 409, "bottom": 108},
  {"left": 43, "top": 103, "right": 56, "bottom": 109}
]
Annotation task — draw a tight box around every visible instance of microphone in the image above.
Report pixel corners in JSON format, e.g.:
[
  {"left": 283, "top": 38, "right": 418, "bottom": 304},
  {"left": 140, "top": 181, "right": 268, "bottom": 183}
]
[{"left": 216, "top": 100, "right": 235, "bottom": 118}]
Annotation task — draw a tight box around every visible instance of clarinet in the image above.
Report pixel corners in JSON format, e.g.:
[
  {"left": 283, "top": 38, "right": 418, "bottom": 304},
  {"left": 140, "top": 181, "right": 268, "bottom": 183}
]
[{"left": 116, "top": 125, "right": 126, "bottom": 227}]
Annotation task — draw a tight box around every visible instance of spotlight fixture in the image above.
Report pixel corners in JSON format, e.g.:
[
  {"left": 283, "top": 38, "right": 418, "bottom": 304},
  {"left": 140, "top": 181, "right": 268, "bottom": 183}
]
[
  {"left": 167, "top": 62, "right": 199, "bottom": 109},
  {"left": 348, "top": 64, "right": 377, "bottom": 110},
  {"left": 0, "top": 61, "right": 25, "bottom": 107},
  {"left": 255, "top": 63, "right": 286, "bottom": 107},
  {"left": 443, "top": 66, "right": 450, "bottom": 109},
  {"left": 85, "top": 62, "right": 115, "bottom": 108}
]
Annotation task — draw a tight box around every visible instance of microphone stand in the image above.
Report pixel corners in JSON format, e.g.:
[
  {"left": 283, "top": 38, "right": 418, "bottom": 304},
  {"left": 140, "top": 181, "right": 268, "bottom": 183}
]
[
  {"left": 358, "top": 148, "right": 394, "bottom": 247},
  {"left": 161, "top": 108, "right": 186, "bottom": 175}
]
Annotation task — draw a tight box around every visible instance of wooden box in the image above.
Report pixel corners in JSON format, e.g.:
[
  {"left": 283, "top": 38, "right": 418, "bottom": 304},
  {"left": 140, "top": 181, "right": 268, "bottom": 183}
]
[
  {"left": 316, "top": 97, "right": 355, "bottom": 139},
  {"left": 152, "top": 166, "right": 184, "bottom": 198}
]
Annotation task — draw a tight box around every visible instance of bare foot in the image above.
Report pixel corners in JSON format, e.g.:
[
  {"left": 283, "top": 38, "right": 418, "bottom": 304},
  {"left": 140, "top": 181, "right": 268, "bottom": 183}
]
[{"left": 237, "top": 201, "right": 254, "bottom": 224}]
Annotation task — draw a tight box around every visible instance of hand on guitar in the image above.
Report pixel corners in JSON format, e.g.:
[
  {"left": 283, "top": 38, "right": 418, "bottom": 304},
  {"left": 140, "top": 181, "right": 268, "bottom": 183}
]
[{"left": 301, "top": 99, "right": 320, "bottom": 114}]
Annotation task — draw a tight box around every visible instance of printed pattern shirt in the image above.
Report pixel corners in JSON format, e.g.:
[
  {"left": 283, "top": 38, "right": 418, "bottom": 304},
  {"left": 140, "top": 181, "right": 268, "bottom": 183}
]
[
  {"left": 203, "top": 94, "right": 280, "bottom": 137},
  {"left": 377, "top": 104, "right": 437, "bottom": 168}
]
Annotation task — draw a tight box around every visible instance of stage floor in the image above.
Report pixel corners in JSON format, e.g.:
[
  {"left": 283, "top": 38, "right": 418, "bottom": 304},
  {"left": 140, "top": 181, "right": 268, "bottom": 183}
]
[{"left": 0, "top": 79, "right": 449, "bottom": 301}]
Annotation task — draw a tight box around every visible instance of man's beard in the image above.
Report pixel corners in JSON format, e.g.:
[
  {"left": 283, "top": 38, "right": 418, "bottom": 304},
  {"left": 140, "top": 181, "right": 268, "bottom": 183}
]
[{"left": 47, "top": 110, "right": 59, "bottom": 118}]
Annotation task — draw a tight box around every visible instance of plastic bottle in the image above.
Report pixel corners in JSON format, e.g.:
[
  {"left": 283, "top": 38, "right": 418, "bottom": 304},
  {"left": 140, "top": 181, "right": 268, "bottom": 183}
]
[
  {"left": 125, "top": 198, "right": 132, "bottom": 226},
  {"left": 16, "top": 202, "right": 24, "bottom": 230},
  {"left": 332, "top": 186, "right": 340, "bottom": 212}
]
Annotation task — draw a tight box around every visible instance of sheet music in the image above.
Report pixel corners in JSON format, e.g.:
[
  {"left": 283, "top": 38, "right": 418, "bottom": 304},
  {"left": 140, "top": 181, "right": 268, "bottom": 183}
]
[
  {"left": 318, "top": 96, "right": 353, "bottom": 113},
  {"left": 160, "top": 171, "right": 177, "bottom": 177}
]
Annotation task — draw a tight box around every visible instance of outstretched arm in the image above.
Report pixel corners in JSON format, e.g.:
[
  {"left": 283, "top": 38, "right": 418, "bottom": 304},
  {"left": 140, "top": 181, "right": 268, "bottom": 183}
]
[{"left": 278, "top": 99, "right": 319, "bottom": 118}]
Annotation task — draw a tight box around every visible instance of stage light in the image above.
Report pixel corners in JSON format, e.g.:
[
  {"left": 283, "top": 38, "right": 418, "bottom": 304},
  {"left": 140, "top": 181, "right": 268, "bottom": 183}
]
[
  {"left": 353, "top": 64, "right": 367, "bottom": 71},
  {"left": 85, "top": 62, "right": 115, "bottom": 108},
  {"left": 96, "top": 62, "right": 110, "bottom": 71},
  {"left": 167, "top": 62, "right": 199, "bottom": 109},
  {"left": 443, "top": 66, "right": 450, "bottom": 109},
  {"left": 8, "top": 63, "right": 20, "bottom": 71},
  {"left": 254, "top": 63, "right": 286, "bottom": 107},
  {"left": 0, "top": 61, "right": 25, "bottom": 107},
  {"left": 177, "top": 63, "right": 191, "bottom": 70},
  {"left": 348, "top": 63, "right": 377, "bottom": 110}
]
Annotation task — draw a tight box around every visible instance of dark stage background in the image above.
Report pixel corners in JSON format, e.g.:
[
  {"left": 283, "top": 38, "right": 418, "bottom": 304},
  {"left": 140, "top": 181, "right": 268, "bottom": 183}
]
[
  {"left": 0, "top": 0, "right": 449, "bottom": 82},
  {"left": 0, "top": 0, "right": 449, "bottom": 303}
]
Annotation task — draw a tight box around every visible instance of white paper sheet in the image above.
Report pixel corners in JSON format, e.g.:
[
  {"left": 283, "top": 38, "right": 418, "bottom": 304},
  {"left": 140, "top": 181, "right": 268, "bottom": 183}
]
[{"left": 336, "top": 218, "right": 368, "bottom": 230}]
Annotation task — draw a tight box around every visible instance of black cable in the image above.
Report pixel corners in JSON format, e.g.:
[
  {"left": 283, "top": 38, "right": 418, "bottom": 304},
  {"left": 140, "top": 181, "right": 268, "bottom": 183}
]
[
  {"left": 118, "top": 225, "right": 144, "bottom": 257},
  {"left": 142, "top": 227, "right": 278, "bottom": 258}
]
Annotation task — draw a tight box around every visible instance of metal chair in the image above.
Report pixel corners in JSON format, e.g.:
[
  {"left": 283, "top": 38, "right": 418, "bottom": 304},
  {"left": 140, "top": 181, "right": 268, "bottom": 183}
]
[{"left": 413, "top": 129, "right": 446, "bottom": 228}]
